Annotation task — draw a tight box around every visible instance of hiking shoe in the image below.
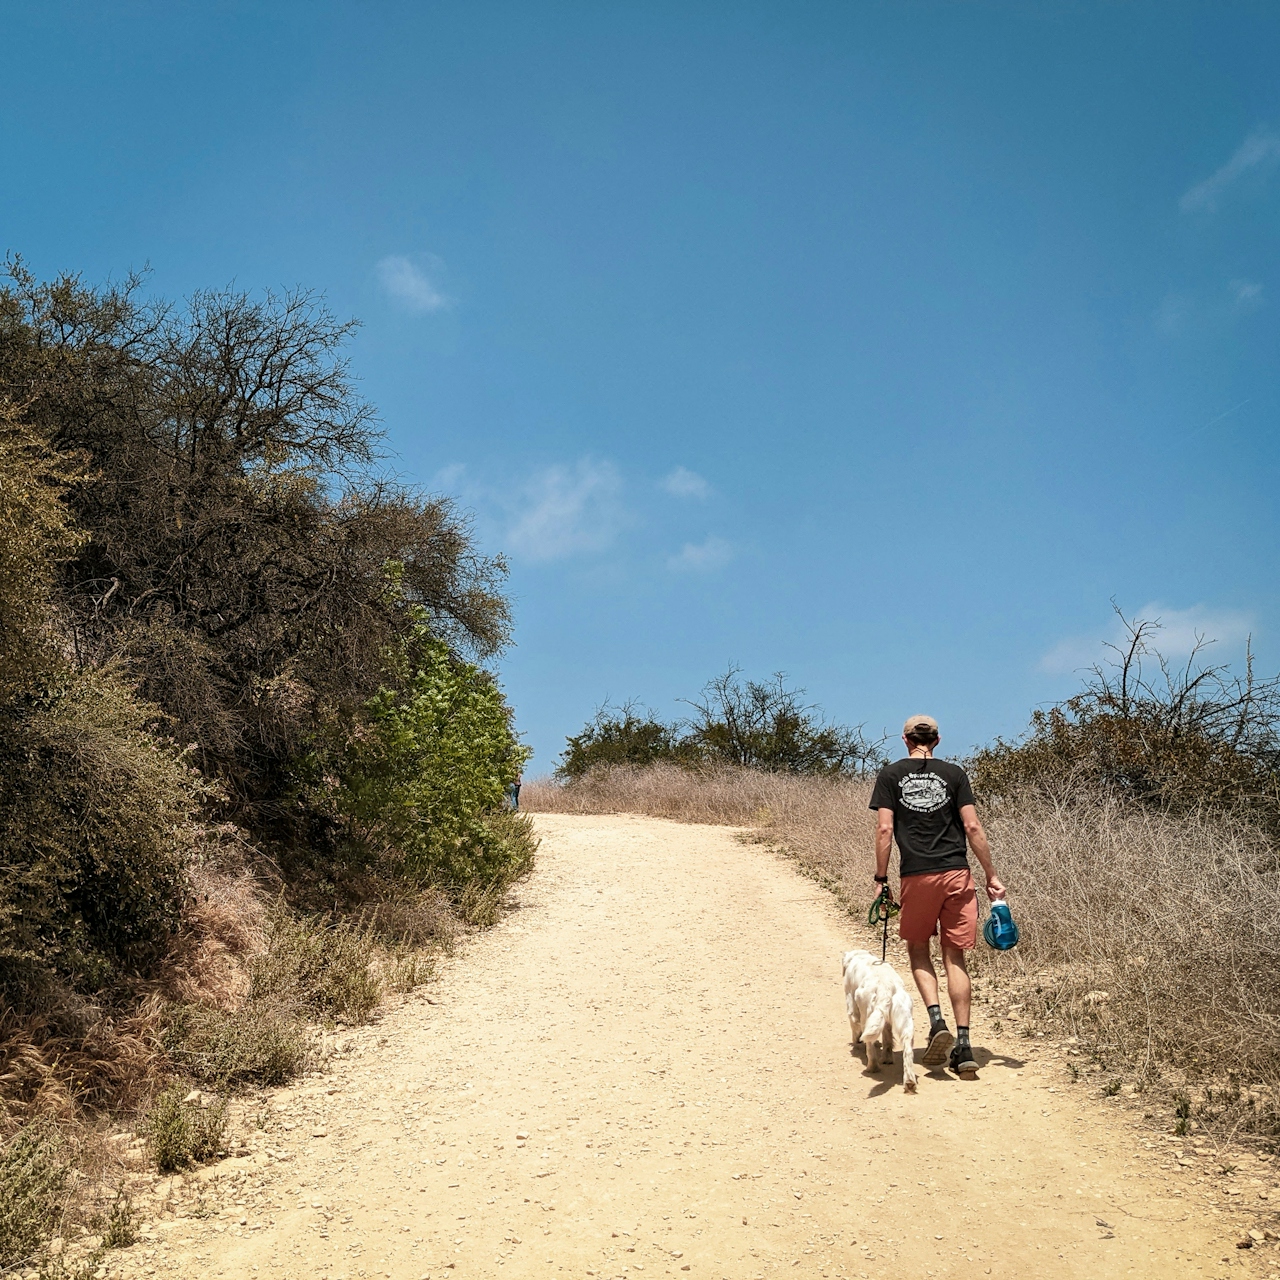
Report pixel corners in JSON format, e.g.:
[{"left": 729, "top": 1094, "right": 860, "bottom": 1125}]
[
  {"left": 950, "top": 1044, "right": 979, "bottom": 1076},
  {"left": 921, "top": 1025, "right": 954, "bottom": 1067}
]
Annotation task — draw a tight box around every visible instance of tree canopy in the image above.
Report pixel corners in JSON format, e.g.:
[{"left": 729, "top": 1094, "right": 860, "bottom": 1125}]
[{"left": 557, "top": 670, "right": 882, "bottom": 780}]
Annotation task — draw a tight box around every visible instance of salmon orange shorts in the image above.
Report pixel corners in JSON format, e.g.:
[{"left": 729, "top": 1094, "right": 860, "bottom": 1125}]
[{"left": 898, "top": 868, "right": 978, "bottom": 949}]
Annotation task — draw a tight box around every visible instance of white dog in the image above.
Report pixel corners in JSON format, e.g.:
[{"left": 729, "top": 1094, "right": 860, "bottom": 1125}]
[{"left": 841, "top": 949, "right": 917, "bottom": 1093}]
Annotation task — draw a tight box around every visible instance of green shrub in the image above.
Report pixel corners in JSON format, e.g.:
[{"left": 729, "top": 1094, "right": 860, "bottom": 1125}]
[
  {"left": 338, "top": 626, "right": 531, "bottom": 886},
  {"left": 0, "top": 1122, "right": 67, "bottom": 1268},
  {"left": 557, "top": 701, "right": 687, "bottom": 779},
  {"left": 683, "top": 668, "right": 883, "bottom": 777},
  {"left": 143, "top": 1086, "right": 228, "bottom": 1172},
  {"left": 556, "top": 672, "right": 883, "bottom": 782},
  {"left": 163, "top": 1002, "right": 308, "bottom": 1087},
  {"left": 251, "top": 914, "right": 382, "bottom": 1024},
  {"left": 101, "top": 1189, "right": 136, "bottom": 1249}
]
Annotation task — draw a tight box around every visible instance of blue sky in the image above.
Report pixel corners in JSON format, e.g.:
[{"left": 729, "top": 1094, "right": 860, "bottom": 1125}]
[{"left": 4, "top": 2, "right": 1278, "bottom": 769}]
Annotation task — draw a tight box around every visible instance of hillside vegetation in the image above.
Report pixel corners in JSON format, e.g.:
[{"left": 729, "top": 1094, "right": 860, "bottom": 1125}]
[
  {"left": 531, "top": 621, "right": 1280, "bottom": 1148},
  {"left": 0, "top": 263, "right": 532, "bottom": 1270}
]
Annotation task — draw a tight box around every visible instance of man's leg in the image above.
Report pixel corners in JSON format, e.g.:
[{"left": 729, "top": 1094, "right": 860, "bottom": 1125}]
[
  {"left": 936, "top": 872, "right": 980, "bottom": 1073},
  {"left": 907, "top": 940, "right": 954, "bottom": 1066},
  {"left": 941, "top": 945, "right": 978, "bottom": 1073},
  {"left": 906, "top": 940, "right": 939, "bottom": 1006},
  {"left": 939, "top": 945, "right": 971, "bottom": 1027}
]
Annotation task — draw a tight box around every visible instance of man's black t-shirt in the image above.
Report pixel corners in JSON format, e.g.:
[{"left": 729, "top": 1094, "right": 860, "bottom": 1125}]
[{"left": 868, "top": 757, "right": 976, "bottom": 877}]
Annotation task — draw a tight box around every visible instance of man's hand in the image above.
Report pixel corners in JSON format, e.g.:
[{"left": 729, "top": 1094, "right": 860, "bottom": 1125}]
[{"left": 985, "top": 874, "right": 1007, "bottom": 901}]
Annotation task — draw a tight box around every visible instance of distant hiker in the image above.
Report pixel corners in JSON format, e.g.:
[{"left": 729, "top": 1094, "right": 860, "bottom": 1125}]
[
  {"left": 506, "top": 773, "right": 523, "bottom": 811},
  {"left": 869, "top": 715, "right": 1006, "bottom": 1077}
]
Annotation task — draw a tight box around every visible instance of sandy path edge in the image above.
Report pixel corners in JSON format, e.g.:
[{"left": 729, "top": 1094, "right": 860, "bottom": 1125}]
[{"left": 117, "top": 814, "right": 1270, "bottom": 1280}]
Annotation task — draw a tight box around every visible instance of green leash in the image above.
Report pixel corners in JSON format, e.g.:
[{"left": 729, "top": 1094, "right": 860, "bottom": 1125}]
[{"left": 867, "top": 886, "right": 900, "bottom": 963}]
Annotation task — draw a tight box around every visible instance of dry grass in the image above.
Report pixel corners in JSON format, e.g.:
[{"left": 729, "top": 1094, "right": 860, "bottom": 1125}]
[
  {"left": 529, "top": 764, "right": 1280, "bottom": 1141},
  {"left": 524, "top": 762, "right": 869, "bottom": 832},
  {"left": 0, "top": 838, "right": 495, "bottom": 1270},
  {"left": 157, "top": 858, "right": 270, "bottom": 1010},
  {"left": 981, "top": 793, "right": 1280, "bottom": 1075}
]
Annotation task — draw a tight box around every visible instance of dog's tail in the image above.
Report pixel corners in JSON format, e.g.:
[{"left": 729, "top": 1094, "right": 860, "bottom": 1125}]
[{"left": 889, "top": 989, "right": 914, "bottom": 1051}]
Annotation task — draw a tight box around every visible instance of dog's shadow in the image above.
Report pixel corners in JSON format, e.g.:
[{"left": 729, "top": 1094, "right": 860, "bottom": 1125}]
[{"left": 849, "top": 1045, "right": 910, "bottom": 1094}]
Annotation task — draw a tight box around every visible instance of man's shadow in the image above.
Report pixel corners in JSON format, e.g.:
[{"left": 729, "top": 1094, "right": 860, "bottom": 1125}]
[{"left": 849, "top": 1043, "right": 1026, "bottom": 1094}]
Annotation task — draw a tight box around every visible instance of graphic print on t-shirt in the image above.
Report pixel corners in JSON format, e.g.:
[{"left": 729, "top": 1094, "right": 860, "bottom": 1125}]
[{"left": 899, "top": 771, "right": 950, "bottom": 814}]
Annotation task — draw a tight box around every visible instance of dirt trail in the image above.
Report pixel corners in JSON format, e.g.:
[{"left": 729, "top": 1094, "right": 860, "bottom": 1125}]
[{"left": 132, "top": 814, "right": 1263, "bottom": 1280}]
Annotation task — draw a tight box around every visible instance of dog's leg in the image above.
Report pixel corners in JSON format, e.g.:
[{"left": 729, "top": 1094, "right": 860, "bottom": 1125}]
[
  {"left": 892, "top": 991, "right": 917, "bottom": 1093},
  {"left": 900, "top": 1042, "right": 918, "bottom": 1093},
  {"left": 846, "top": 988, "right": 862, "bottom": 1052},
  {"left": 861, "top": 999, "right": 887, "bottom": 1071}
]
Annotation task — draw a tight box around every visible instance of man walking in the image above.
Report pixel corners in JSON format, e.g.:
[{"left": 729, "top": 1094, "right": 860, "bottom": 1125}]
[{"left": 869, "top": 715, "right": 1005, "bottom": 1076}]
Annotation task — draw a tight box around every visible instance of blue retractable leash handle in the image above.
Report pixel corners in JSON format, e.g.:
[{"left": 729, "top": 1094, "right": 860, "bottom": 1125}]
[
  {"left": 868, "top": 886, "right": 899, "bottom": 962},
  {"left": 982, "top": 899, "right": 1020, "bottom": 950}
]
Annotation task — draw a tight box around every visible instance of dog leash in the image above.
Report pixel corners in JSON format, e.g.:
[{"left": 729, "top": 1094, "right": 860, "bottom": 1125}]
[{"left": 867, "top": 887, "right": 900, "bottom": 963}]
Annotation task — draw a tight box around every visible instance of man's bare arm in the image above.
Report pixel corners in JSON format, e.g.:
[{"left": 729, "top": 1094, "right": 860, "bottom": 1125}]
[
  {"left": 960, "top": 803, "right": 1005, "bottom": 899},
  {"left": 875, "top": 808, "right": 894, "bottom": 887}
]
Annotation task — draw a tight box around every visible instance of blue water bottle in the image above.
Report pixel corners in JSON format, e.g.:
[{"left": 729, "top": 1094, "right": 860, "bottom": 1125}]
[{"left": 982, "top": 899, "right": 1019, "bottom": 951}]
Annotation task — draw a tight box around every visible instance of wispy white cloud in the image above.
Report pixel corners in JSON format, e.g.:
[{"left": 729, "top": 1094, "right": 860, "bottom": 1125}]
[
  {"left": 376, "top": 254, "right": 450, "bottom": 312},
  {"left": 1040, "top": 602, "right": 1253, "bottom": 676},
  {"left": 661, "top": 466, "right": 710, "bottom": 500},
  {"left": 668, "top": 535, "right": 733, "bottom": 573},
  {"left": 1154, "top": 279, "right": 1265, "bottom": 334},
  {"left": 504, "top": 459, "right": 625, "bottom": 562},
  {"left": 1180, "top": 129, "right": 1280, "bottom": 214},
  {"left": 1230, "top": 278, "right": 1265, "bottom": 311}
]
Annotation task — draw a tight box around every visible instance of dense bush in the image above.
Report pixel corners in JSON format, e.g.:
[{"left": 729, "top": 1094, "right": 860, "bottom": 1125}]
[
  {"left": 558, "top": 701, "right": 689, "bottom": 779},
  {"left": 338, "top": 625, "right": 531, "bottom": 884},
  {"left": 0, "top": 263, "right": 511, "bottom": 835},
  {"left": 683, "top": 668, "right": 883, "bottom": 776},
  {"left": 0, "top": 672, "right": 199, "bottom": 1005},
  {"left": 0, "top": 405, "right": 82, "bottom": 698},
  {"left": 557, "top": 669, "right": 881, "bottom": 780},
  {"left": 0, "top": 260, "right": 534, "bottom": 1170},
  {"left": 0, "top": 391, "right": 200, "bottom": 1008}
]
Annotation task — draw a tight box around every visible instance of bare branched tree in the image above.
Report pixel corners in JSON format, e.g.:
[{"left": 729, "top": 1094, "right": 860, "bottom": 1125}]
[
  {"left": 971, "top": 605, "right": 1280, "bottom": 824},
  {"left": 682, "top": 667, "right": 883, "bottom": 778}
]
